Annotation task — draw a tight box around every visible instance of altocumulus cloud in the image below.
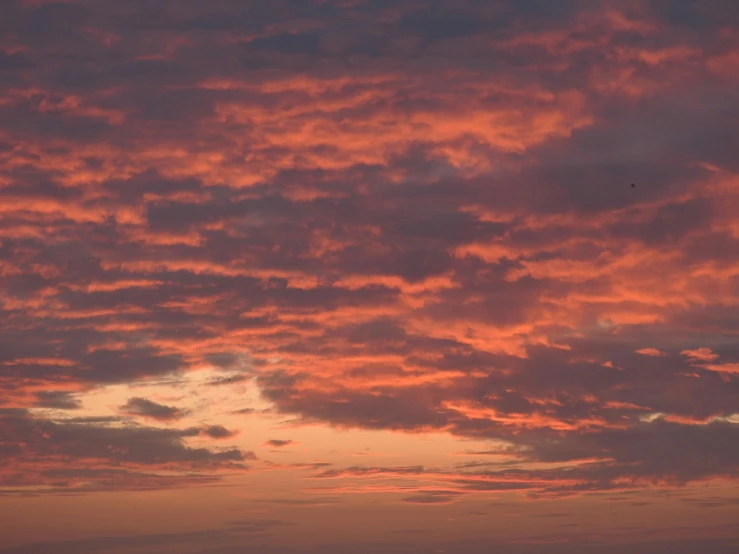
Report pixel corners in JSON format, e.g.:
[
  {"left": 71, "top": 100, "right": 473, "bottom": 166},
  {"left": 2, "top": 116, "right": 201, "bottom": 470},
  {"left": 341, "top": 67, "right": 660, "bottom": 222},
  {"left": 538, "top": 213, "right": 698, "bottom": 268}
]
[{"left": 0, "top": 0, "right": 738, "bottom": 511}]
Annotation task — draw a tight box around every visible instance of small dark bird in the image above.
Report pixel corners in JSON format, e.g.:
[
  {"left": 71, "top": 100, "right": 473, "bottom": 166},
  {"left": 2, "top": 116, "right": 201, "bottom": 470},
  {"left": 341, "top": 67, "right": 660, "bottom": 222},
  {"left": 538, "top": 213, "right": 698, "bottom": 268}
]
[{"left": 631, "top": 183, "right": 635, "bottom": 187}]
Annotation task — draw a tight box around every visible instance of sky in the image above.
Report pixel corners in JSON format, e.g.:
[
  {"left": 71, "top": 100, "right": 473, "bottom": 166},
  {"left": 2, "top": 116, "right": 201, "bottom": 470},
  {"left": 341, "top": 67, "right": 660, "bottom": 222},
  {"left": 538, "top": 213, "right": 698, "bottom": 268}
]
[{"left": 1, "top": 0, "right": 739, "bottom": 552}]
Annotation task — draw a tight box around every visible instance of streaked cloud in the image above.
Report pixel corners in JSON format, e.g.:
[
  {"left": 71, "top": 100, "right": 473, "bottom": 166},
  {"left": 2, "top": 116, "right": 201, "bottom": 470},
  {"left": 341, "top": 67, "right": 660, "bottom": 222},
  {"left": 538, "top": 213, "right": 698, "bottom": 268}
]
[
  {"left": 120, "top": 397, "right": 187, "bottom": 421},
  {"left": 2, "top": 0, "right": 739, "bottom": 552}
]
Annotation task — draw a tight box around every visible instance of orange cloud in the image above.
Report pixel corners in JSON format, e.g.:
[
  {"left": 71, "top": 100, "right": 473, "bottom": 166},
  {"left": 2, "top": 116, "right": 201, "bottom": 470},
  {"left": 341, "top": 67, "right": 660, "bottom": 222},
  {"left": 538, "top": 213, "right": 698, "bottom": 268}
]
[{"left": 2, "top": 3, "right": 739, "bottom": 552}]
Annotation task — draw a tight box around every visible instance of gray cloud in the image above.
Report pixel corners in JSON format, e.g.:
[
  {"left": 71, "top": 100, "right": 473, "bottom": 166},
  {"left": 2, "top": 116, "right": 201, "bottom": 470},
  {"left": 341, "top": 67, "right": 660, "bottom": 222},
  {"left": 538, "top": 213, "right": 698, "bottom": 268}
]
[
  {"left": 202, "top": 425, "right": 237, "bottom": 439},
  {"left": 264, "top": 439, "right": 295, "bottom": 448},
  {"left": 0, "top": 409, "right": 253, "bottom": 492},
  {"left": 120, "top": 397, "right": 186, "bottom": 421},
  {"left": 33, "top": 391, "right": 81, "bottom": 410}
]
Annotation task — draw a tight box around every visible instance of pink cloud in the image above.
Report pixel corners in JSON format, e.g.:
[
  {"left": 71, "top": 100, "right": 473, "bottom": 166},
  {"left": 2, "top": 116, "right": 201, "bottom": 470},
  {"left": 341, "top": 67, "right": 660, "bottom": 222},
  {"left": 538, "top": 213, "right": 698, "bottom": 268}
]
[{"left": 2, "top": 2, "right": 739, "bottom": 551}]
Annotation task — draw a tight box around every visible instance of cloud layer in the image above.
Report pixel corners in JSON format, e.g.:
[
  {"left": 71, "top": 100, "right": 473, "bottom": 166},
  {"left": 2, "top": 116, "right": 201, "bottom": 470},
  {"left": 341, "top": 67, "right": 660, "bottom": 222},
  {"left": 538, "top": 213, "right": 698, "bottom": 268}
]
[{"left": 1, "top": 1, "right": 739, "bottom": 550}]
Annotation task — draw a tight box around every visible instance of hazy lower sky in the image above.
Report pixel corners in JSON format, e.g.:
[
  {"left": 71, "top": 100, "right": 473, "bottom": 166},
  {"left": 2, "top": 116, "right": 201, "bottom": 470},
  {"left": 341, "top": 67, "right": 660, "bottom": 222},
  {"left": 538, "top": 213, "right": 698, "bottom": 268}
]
[{"left": 1, "top": 1, "right": 739, "bottom": 553}]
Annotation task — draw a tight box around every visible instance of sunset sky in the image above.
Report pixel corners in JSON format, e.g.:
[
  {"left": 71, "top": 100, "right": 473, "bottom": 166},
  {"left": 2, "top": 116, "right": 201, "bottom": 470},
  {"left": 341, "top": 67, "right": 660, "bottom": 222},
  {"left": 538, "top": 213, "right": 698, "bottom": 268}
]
[{"left": 1, "top": 1, "right": 739, "bottom": 552}]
